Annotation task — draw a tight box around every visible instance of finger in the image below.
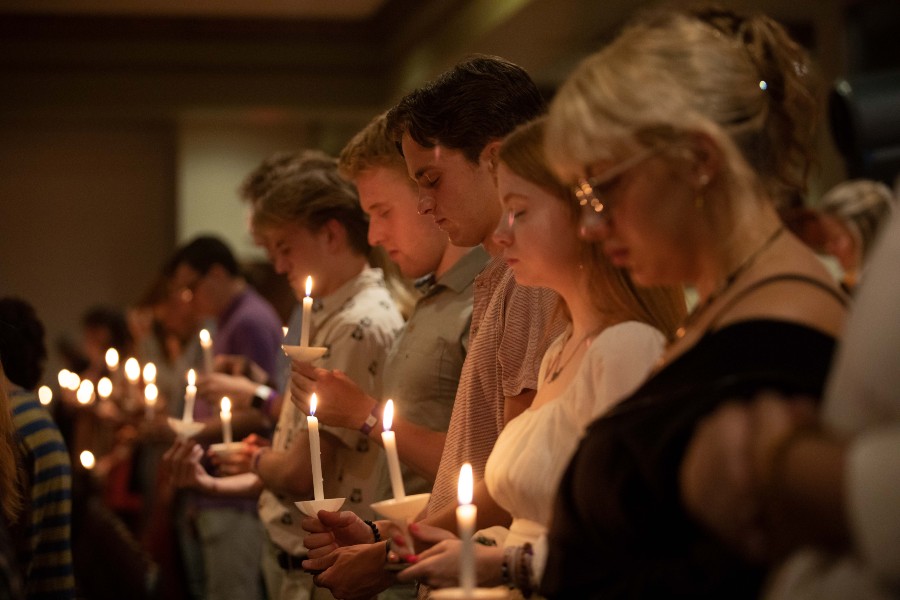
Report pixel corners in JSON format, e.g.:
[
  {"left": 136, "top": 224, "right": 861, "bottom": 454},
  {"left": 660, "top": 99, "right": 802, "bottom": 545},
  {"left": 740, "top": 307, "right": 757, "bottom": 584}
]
[
  {"left": 303, "top": 531, "right": 336, "bottom": 550},
  {"left": 318, "top": 510, "right": 359, "bottom": 528},
  {"left": 306, "top": 543, "right": 339, "bottom": 559},
  {"left": 300, "top": 516, "right": 328, "bottom": 534},
  {"left": 301, "top": 552, "right": 338, "bottom": 572}
]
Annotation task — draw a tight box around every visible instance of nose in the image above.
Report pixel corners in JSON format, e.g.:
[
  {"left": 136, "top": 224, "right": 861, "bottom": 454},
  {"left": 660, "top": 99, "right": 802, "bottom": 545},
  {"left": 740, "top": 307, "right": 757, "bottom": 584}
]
[
  {"left": 368, "top": 221, "right": 384, "bottom": 247},
  {"left": 492, "top": 210, "right": 514, "bottom": 247},
  {"left": 578, "top": 208, "right": 612, "bottom": 242},
  {"left": 272, "top": 254, "right": 289, "bottom": 275},
  {"left": 417, "top": 192, "right": 435, "bottom": 216}
]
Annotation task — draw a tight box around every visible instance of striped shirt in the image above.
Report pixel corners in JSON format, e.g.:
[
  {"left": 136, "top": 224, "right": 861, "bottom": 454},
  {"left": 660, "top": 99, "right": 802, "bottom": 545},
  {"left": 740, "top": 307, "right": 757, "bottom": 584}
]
[
  {"left": 9, "top": 389, "right": 75, "bottom": 600},
  {"left": 425, "top": 256, "right": 565, "bottom": 517}
]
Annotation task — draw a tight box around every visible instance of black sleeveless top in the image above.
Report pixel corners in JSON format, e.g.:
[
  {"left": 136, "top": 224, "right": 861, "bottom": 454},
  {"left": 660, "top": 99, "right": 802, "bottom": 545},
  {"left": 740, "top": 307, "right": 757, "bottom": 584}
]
[{"left": 541, "top": 315, "right": 841, "bottom": 599}]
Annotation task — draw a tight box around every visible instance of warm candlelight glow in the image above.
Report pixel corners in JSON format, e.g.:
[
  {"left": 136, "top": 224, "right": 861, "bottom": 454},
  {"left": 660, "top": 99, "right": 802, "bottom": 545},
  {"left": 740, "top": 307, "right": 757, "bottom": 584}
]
[
  {"left": 187, "top": 368, "right": 196, "bottom": 386},
  {"left": 142, "top": 362, "right": 157, "bottom": 385},
  {"left": 105, "top": 348, "right": 119, "bottom": 370},
  {"left": 80, "top": 451, "right": 96, "bottom": 469},
  {"left": 383, "top": 399, "right": 394, "bottom": 431},
  {"left": 199, "top": 329, "right": 212, "bottom": 348},
  {"left": 307, "top": 392, "right": 323, "bottom": 500},
  {"left": 220, "top": 397, "right": 233, "bottom": 444},
  {"left": 221, "top": 396, "right": 231, "bottom": 416},
  {"left": 310, "top": 392, "right": 317, "bottom": 416},
  {"left": 144, "top": 383, "right": 158, "bottom": 405},
  {"left": 97, "top": 377, "right": 112, "bottom": 399},
  {"left": 57, "top": 369, "right": 70, "bottom": 388},
  {"left": 76, "top": 380, "right": 94, "bottom": 404},
  {"left": 458, "top": 462, "right": 474, "bottom": 505},
  {"left": 282, "top": 326, "right": 289, "bottom": 338},
  {"left": 38, "top": 386, "right": 53, "bottom": 406},
  {"left": 68, "top": 372, "right": 81, "bottom": 391},
  {"left": 124, "top": 358, "right": 140, "bottom": 383},
  {"left": 300, "top": 276, "right": 314, "bottom": 347},
  {"left": 200, "top": 329, "right": 214, "bottom": 372},
  {"left": 305, "top": 276, "right": 313, "bottom": 297}
]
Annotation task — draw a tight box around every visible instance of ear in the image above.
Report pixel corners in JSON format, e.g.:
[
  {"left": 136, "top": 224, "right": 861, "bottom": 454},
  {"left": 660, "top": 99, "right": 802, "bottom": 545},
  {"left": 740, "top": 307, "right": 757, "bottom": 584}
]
[
  {"left": 480, "top": 139, "right": 503, "bottom": 175},
  {"left": 320, "top": 218, "right": 347, "bottom": 252},
  {"left": 686, "top": 131, "right": 723, "bottom": 189}
]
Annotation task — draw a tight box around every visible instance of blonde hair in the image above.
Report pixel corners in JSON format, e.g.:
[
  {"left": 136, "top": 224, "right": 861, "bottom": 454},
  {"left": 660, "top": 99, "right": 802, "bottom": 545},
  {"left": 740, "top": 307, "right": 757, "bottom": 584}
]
[
  {"left": 501, "top": 117, "right": 686, "bottom": 341},
  {"left": 821, "top": 179, "right": 896, "bottom": 260},
  {"left": 338, "top": 112, "right": 410, "bottom": 182},
  {"left": 252, "top": 152, "right": 416, "bottom": 317},
  {"left": 0, "top": 360, "right": 24, "bottom": 524},
  {"left": 546, "top": 5, "right": 819, "bottom": 206}
]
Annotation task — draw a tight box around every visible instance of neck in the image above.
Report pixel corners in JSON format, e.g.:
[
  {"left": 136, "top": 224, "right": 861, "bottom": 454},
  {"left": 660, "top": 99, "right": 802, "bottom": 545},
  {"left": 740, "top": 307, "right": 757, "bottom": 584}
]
[
  {"left": 558, "top": 277, "right": 608, "bottom": 341},
  {"left": 316, "top": 253, "right": 367, "bottom": 297},
  {"left": 434, "top": 244, "right": 471, "bottom": 279}
]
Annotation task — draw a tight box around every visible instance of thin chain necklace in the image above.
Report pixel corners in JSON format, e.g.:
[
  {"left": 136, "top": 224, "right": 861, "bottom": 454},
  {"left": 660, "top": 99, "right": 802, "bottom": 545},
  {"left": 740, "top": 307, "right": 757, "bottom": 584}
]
[
  {"left": 674, "top": 225, "right": 784, "bottom": 340},
  {"left": 544, "top": 326, "right": 602, "bottom": 383}
]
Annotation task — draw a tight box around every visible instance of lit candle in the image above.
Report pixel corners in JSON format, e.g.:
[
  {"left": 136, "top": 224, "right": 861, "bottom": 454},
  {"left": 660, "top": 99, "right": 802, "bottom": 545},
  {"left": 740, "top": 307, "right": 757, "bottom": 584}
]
[
  {"left": 308, "top": 393, "right": 324, "bottom": 500},
  {"left": 97, "top": 377, "right": 112, "bottom": 401},
  {"left": 220, "top": 397, "right": 232, "bottom": 444},
  {"left": 80, "top": 450, "right": 95, "bottom": 470},
  {"left": 57, "top": 369, "right": 70, "bottom": 389},
  {"left": 199, "top": 329, "right": 214, "bottom": 373},
  {"left": 142, "top": 362, "right": 157, "bottom": 385},
  {"left": 38, "top": 385, "right": 53, "bottom": 406},
  {"left": 144, "top": 383, "right": 158, "bottom": 420},
  {"left": 76, "top": 379, "right": 94, "bottom": 405},
  {"left": 105, "top": 347, "right": 121, "bottom": 395},
  {"left": 66, "top": 371, "right": 81, "bottom": 392},
  {"left": 124, "top": 357, "right": 141, "bottom": 410},
  {"left": 300, "top": 276, "right": 313, "bottom": 347},
  {"left": 458, "top": 463, "right": 476, "bottom": 595},
  {"left": 381, "top": 399, "right": 405, "bottom": 499},
  {"left": 183, "top": 369, "right": 197, "bottom": 423}
]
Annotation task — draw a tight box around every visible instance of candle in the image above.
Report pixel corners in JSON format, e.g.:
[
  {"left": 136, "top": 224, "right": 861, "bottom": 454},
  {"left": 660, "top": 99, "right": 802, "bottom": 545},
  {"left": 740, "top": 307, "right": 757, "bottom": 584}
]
[
  {"left": 124, "top": 357, "right": 141, "bottom": 410},
  {"left": 144, "top": 383, "right": 158, "bottom": 420},
  {"left": 220, "top": 397, "right": 232, "bottom": 444},
  {"left": 105, "top": 348, "right": 119, "bottom": 372},
  {"left": 57, "top": 369, "right": 70, "bottom": 389},
  {"left": 142, "top": 362, "right": 157, "bottom": 385},
  {"left": 458, "top": 463, "right": 476, "bottom": 594},
  {"left": 38, "top": 385, "right": 53, "bottom": 406},
  {"left": 66, "top": 371, "right": 81, "bottom": 392},
  {"left": 97, "top": 377, "right": 112, "bottom": 401},
  {"left": 183, "top": 369, "right": 197, "bottom": 423},
  {"left": 76, "top": 379, "right": 94, "bottom": 405},
  {"left": 199, "top": 329, "right": 214, "bottom": 373},
  {"left": 80, "top": 451, "right": 96, "bottom": 470},
  {"left": 300, "top": 276, "right": 313, "bottom": 347},
  {"left": 381, "top": 399, "right": 405, "bottom": 500},
  {"left": 308, "top": 393, "right": 324, "bottom": 500}
]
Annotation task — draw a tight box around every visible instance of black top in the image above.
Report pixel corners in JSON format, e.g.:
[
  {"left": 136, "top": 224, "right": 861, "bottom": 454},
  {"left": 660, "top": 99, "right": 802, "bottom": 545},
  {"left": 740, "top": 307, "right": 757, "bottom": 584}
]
[{"left": 541, "top": 319, "right": 839, "bottom": 599}]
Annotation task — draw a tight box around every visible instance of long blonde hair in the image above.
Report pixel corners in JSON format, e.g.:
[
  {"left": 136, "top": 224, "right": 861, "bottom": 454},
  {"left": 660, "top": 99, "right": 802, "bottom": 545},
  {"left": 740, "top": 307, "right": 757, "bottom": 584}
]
[
  {"left": 0, "top": 360, "right": 24, "bottom": 524},
  {"left": 500, "top": 117, "right": 686, "bottom": 340}
]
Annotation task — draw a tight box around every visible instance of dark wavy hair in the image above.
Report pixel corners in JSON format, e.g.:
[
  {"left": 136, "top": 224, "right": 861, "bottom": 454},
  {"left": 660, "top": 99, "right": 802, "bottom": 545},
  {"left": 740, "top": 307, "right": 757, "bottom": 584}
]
[{"left": 0, "top": 297, "right": 47, "bottom": 390}]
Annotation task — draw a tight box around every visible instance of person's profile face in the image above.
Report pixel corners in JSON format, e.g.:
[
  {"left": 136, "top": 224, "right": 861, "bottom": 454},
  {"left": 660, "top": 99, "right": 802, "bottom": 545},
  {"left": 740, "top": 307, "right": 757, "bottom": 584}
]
[
  {"left": 356, "top": 166, "right": 448, "bottom": 279},
  {"left": 264, "top": 222, "right": 326, "bottom": 300},
  {"left": 401, "top": 134, "right": 500, "bottom": 248}
]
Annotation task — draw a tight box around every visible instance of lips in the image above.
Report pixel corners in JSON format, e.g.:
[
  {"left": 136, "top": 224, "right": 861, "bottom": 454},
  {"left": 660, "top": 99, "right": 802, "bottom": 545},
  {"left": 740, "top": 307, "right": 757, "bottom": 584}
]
[{"left": 605, "top": 246, "right": 630, "bottom": 267}]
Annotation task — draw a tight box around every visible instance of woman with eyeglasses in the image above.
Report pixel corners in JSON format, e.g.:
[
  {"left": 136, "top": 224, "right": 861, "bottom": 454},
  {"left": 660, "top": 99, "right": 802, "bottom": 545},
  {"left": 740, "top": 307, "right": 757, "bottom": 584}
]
[
  {"left": 392, "top": 117, "right": 685, "bottom": 595},
  {"left": 541, "top": 6, "right": 848, "bottom": 599}
]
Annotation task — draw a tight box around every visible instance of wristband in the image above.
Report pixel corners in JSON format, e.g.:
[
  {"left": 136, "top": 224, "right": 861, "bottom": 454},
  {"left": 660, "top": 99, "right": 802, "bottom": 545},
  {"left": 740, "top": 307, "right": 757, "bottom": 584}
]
[
  {"left": 359, "top": 402, "right": 382, "bottom": 435},
  {"left": 363, "top": 519, "right": 381, "bottom": 543},
  {"left": 252, "top": 385, "right": 276, "bottom": 411}
]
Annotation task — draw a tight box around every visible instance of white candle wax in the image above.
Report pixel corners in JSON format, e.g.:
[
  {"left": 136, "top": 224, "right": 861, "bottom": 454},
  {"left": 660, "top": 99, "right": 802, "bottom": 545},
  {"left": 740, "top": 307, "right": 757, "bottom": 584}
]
[
  {"left": 124, "top": 357, "right": 141, "bottom": 410},
  {"left": 458, "top": 463, "right": 476, "bottom": 594},
  {"left": 300, "top": 276, "right": 313, "bottom": 347},
  {"left": 144, "top": 383, "right": 158, "bottom": 420},
  {"left": 381, "top": 399, "right": 405, "bottom": 499},
  {"left": 199, "top": 329, "right": 214, "bottom": 373},
  {"left": 183, "top": 369, "right": 197, "bottom": 423},
  {"left": 221, "top": 397, "right": 232, "bottom": 444},
  {"left": 308, "top": 393, "right": 324, "bottom": 500}
]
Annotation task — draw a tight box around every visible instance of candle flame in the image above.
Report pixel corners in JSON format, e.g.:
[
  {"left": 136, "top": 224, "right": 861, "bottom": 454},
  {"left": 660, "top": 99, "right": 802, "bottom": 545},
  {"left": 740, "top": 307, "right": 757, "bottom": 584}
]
[
  {"left": 57, "top": 369, "right": 71, "bottom": 387},
  {"left": 97, "top": 377, "right": 112, "bottom": 398},
  {"left": 124, "top": 358, "right": 140, "bottom": 382},
  {"left": 458, "top": 462, "right": 473, "bottom": 505},
  {"left": 145, "top": 383, "right": 158, "bottom": 405},
  {"left": 282, "top": 326, "right": 289, "bottom": 338},
  {"left": 199, "top": 329, "right": 212, "bottom": 347},
  {"left": 76, "top": 380, "right": 94, "bottom": 405},
  {"left": 105, "top": 348, "right": 119, "bottom": 369},
  {"left": 38, "top": 386, "right": 53, "bottom": 406},
  {"left": 187, "top": 368, "right": 196, "bottom": 386},
  {"left": 221, "top": 396, "right": 231, "bottom": 416},
  {"left": 80, "top": 451, "right": 95, "bottom": 469},
  {"left": 383, "top": 399, "right": 394, "bottom": 431},
  {"left": 310, "top": 393, "right": 317, "bottom": 416},
  {"left": 67, "top": 372, "right": 81, "bottom": 391},
  {"left": 142, "top": 362, "right": 157, "bottom": 384},
  {"left": 305, "top": 276, "right": 312, "bottom": 297}
]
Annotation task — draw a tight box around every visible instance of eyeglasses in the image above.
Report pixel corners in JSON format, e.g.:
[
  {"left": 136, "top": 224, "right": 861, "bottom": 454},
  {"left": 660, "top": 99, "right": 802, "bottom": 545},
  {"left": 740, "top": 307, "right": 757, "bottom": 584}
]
[{"left": 572, "top": 146, "right": 661, "bottom": 222}]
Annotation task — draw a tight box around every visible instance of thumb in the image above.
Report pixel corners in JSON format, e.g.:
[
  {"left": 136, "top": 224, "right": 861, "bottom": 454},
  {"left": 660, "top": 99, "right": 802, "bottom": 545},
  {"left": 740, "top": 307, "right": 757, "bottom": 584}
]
[{"left": 318, "top": 510, "right": 359, "bottom": 528}]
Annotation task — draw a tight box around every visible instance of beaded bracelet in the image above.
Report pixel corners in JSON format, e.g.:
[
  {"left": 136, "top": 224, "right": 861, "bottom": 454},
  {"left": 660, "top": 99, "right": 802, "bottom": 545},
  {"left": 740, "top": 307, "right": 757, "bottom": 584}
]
[
  {"left": 517, "top": 543, "right": 534, "bottom": 598},
  {"left": 363, "top": 519, "right": 381, "bottom": 543}
]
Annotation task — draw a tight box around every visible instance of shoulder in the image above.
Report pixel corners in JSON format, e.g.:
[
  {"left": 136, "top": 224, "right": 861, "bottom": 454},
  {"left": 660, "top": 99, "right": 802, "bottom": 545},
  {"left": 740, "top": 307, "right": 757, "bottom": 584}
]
[{"left": 591, "top": 321, "right": 666, "bottom": 356}]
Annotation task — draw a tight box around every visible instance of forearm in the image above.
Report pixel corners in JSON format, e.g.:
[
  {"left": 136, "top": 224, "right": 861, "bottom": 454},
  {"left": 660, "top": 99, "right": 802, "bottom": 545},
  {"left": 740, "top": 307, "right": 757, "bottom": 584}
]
[
  {"left": 380, "top": 417, "right": 446, "bottom": 483},
  {"left": 256, "top": 430, "right": 338, "bottom": 499},
  {"left": 204, "top": 472, "right": 265, "bottom": 498},
  {"left": 421, "top": 479, "right": 511, "bottom": 532},
  {"left": 504, "top": 389, "right": 536, "bottom": 425}
]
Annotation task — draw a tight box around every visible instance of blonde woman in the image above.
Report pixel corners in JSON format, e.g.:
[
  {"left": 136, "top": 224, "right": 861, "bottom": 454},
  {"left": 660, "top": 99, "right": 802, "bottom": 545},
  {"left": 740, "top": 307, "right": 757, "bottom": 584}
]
[{"left": 542, "top": 6, "right": 848, "bottom": 598}]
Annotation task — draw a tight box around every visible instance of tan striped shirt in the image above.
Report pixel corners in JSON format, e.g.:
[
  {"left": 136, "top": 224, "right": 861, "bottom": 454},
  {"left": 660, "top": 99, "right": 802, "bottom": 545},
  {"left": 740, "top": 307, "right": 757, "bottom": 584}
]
[{"left": 425, "top": 256, "right": 564, "bottom": 516}]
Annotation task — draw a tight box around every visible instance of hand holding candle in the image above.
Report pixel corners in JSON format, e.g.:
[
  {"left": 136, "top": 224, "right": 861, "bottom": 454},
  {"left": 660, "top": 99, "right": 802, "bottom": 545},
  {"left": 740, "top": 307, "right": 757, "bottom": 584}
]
[
  {"left": 382, "top": 399, "right": 405, "bottom": 500},
  {"left": 199, "top": 329, "right": 214, "bottom": 373},
  {"left": 183, "top": 369, "right": 197, "bottom": 423},
  {"left": 308, "top": 393, "right": 324, "bottom": 500},
  {"left": 458, "top": 463, "right": 476, "bottom": 595},
  {"left": 220, "top": 397, "right": 232, "bottom": 444},
  {"left": 300, "top": 276, "right": 314, "bottom": 347}
]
